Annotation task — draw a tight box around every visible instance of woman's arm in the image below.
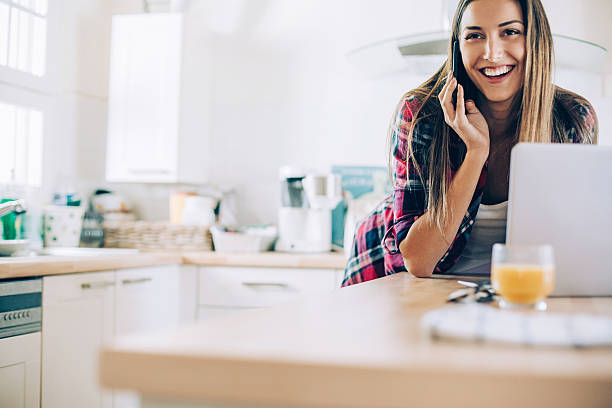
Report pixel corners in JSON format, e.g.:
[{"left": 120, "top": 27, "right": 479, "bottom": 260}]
[
  {"left": 398, "top": 73, "right": 490, "bottom": 278},
  {"left": 399, "top": 149, "right": 487, "bottom": 277}
]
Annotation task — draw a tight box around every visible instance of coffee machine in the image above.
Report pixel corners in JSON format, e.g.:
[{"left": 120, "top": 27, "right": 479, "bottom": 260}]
[{"left": 276, "top": 167, "right": 342, "bottom": 253}]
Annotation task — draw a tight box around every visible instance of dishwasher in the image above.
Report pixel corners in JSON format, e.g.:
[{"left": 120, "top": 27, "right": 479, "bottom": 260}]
[{"left": 0, "top": 277, "right": 42, "bottom": 408}]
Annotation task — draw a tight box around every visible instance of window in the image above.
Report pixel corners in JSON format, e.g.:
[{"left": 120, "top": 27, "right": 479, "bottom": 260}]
[
  {"left": 0, "top": 0, "right": 47, "bottom": 187},
  {"left": 0, "top": 101, "right": 43, "bottom": 186},
  {"left": 0, "top": 0, "right": 48, "bottom": 77}
]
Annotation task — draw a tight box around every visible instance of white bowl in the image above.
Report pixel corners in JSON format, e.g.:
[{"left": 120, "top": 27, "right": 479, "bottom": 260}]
[
  {"left": 0, "top": 240, "right": 30, "bottom": 256},
  {"left": 210, "top": 226, "right": 276, "bottom": 253}
]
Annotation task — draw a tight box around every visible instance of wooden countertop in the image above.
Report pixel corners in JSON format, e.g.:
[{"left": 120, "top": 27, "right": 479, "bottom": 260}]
[
  {"left": 0, "top": 251, "right": 347, "bottom": 279},
  {"left": 181, "top": 251, "right": 346, "bottom": 269},
  {"left": 99, "top": 273, "right": 612, "bottom": 408}
]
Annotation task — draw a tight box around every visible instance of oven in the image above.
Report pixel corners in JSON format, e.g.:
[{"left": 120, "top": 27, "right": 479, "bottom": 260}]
[{"left": 0, "top": 277, "right": 42, "bottom": 408}]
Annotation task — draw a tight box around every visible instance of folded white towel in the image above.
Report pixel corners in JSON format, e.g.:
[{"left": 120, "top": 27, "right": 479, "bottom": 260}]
[{"left": 421, "top": 303, "right": 612, "bottom": 347}]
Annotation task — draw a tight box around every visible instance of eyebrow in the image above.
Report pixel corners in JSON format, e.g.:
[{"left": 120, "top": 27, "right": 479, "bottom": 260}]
[{"left": 463, "top": 20, "right": 525, "bottom": 31}]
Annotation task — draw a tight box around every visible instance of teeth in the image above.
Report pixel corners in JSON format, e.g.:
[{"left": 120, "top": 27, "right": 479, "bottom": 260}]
[{"left": 483, "top": 66, "right": 512, "bottom": 77}]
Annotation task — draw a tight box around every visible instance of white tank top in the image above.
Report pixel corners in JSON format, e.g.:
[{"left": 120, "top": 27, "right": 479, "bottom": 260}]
[{"left": 449, "top": 201, "right": 508, "bottom": 275}]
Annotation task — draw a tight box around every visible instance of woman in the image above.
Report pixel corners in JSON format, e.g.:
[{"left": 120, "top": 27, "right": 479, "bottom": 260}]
[{"left": 342, "top": 0, "right": 598, "bottom": 286}]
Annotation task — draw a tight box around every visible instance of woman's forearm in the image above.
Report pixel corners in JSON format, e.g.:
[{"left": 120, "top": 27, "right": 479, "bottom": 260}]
[{"left": 399, "top": 149, "right": 488, "bottom": 277}]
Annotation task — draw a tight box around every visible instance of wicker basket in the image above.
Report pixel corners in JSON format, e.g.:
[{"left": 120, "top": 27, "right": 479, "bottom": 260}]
[{"left": 103, "top": 221, "right": 212, "bottom": 251}]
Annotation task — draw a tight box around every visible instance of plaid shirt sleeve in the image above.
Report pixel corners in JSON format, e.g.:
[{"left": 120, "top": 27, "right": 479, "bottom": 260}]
[
  {"left": 341, "top": 97, "right": 432, "bottom": 287},
  {"left": 570, "top": 99, "right": 598, "bottom": 144},
  {"left": 391, "top": 96, "right": 430, "bottom": 250}
]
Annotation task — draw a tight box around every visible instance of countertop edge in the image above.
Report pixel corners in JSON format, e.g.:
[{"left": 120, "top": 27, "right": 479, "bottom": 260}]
[
  {"left": 99, "top": 341, "right": 612, "bottom": 408},
  {"left": 0, "top": 251, "right": 347, "bottom": 279}
]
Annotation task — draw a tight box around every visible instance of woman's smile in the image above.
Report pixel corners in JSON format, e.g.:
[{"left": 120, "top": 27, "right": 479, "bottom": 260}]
[{"left": 479, "top": 64, "right": 516, "bottom": 83}]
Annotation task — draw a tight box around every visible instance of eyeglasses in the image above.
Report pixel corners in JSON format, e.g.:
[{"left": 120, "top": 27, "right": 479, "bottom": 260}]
[{"left": 447, "top": 280, "right": 496, "bottom": 303}]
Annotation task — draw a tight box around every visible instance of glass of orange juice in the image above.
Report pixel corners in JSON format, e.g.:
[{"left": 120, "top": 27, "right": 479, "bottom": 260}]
[{"left": 491, "top": 244, "right": 555, "bottom": 311}]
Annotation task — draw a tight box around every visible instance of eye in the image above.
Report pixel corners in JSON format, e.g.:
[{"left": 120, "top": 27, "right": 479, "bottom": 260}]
[
  {"left": 503, "top": 29, "right": 521, "bottom": 36},
  {"left": 465, "top": 32, "right": 483, "bottom": 40}
]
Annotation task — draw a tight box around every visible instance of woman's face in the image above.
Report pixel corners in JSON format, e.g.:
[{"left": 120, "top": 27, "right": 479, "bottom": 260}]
[{"left": 459, "top": 0, "right": 526, "bottom": 105}]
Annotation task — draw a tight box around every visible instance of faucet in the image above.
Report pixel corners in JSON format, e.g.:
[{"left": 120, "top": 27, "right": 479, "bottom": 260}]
[{"left": 0, "top": 199, "right": 27, "bottom": 218}]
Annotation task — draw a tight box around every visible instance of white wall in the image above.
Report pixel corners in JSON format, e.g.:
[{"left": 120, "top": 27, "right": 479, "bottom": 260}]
[
  {"left": 198, "top": 0, "right": 450, "bottom": 224},
  {"left": 193, "top": 0, "right": 612, "bottom": 224},
  {"left": 30, "top": 0, "right": 612, "bottom": 225}
]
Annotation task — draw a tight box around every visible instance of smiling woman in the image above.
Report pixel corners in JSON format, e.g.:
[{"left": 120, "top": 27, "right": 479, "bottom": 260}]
[{"left": 342, "top": 0, "right": 598, "bottom": 286}]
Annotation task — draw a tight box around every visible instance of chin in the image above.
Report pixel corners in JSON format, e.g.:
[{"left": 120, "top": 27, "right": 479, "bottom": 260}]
[
  {"left": 483, "top": 93, "right": 516, "bottom": 103},
  {"left": 477, "top": 87, "right": 522, "bottom": 104}
]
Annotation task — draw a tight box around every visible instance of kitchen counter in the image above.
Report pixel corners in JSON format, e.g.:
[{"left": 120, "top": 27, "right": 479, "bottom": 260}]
[
  {"left": 181, "top": 251, "right": 346, "bottom": 269},
  {"left": 0, "top": 251, "right": 347, "bottom": 279},
  {"left": 99, "top": 273, "right": 612, "bottom": 408}
]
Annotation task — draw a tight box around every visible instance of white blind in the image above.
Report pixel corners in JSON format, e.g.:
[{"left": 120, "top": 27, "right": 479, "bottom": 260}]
[
  {"left": 0, "top": 0, "right": 47, "bottom": 77},
  {"left": 0, "top": 101, "right": 43, "bottom": 186}
]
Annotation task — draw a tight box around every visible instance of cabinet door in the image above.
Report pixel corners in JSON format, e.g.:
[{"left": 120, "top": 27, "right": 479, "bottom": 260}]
[
  {"left": 114, "top": 266, "right": 182, "bottom": 408},
  {"left": 42, "top": 271, "right": 115, "bottom": 408},
  {"left": 196, "top": 305, "right": 250, "bottom": 322},
  {"left": 106, "top": 14, "right": 182, "bottom": 183},
  {"left": 0, "top": 332, "right": 41, "bottom": 408},
  {"left": 178, "top": 265, "right": 198, "bottom": 325},
  {"left": 334, "top": 269, "right": 345, "bottom": 287},
  {"left": 115, "top": 266, "right": 181, "bottom": 336},
  {"left": 198, "top": 267, "right": 338, "bottom": 309}
]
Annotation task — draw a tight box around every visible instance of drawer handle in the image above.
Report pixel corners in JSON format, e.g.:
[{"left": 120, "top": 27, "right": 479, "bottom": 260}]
[
  {"left": 241, "top": 282, "right": 295, "bottom": 292},
  {"left": 81, "top": 281, "right": 114, "bottom": 290},
  {"left": 121, "top": 277, "right": 153, "bottom": 285}
]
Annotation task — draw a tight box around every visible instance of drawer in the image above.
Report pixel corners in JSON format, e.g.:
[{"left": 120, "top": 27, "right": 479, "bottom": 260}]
[
  {"left": 43, "top": 271, "right": 115, "bottom": 305},
  {"left": 197, "top": 305, "right": 249, "bottom": 321},
  {"left": 198, "top": 266, "right": 337, "bottom": 308}
]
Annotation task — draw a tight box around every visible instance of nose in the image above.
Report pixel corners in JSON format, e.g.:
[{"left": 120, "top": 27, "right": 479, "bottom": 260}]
[{"left": 483, "top": 36, "right": 503, "bottom": 62}]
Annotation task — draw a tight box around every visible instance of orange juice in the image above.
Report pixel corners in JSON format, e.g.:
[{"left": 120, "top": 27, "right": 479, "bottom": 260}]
[{"left": 491, "top": 264, "right": 555, "bottom": 304}]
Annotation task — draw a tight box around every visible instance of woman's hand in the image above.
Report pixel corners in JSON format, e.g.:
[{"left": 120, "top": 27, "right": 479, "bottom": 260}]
[{"left": 439, "top": 72, "right": 490, "bottom": 156}]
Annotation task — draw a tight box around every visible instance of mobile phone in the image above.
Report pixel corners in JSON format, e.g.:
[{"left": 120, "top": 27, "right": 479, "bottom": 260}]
[{"left": 452, "top": 40, "right": 461, "bottom": 107}]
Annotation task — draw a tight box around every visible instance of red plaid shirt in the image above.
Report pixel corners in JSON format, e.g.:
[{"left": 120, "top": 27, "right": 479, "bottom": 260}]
[{"left": 342, "top": 94, "right": 597, "bottom": 286}]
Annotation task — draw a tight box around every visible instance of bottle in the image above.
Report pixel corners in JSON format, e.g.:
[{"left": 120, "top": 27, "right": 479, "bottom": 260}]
[{"left": 79, "top": 194, "right": 105, "bottom": 248}]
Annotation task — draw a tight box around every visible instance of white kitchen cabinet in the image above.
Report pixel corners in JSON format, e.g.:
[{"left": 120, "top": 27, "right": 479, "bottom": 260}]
[
  {"left": 42, "top": 271, "right": 115, "bottom": 408},
  {"left": 115, "top": 266, "right": 181, "bottom": 336},
  {"left": 177, "top": 265, "right": 198, "bottom": 325},
  {"left": 106, "top": 13, "right": 209, "bottom": 183},
  {"left": 334, "top": 268, "right": 345, "bottom": 287},
  {"left": 197, "top": 266, "right": 340, "bottom": 321},
  {"left": 0, "top": 332, "right": 41, "bottom": 408},
  {"left": 114, "top": 265, "right": 183, "bottom": 408},
  {"left": 42, "top": 265, "right": 196, "bottom": 408}
]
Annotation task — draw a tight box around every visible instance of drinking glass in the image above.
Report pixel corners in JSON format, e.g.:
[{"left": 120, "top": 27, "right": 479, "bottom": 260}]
[{"left": 491, "top": 244, "right": 555, "bottom": 311}]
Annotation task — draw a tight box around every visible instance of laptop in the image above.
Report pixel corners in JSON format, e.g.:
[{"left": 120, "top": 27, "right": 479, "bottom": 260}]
[{"left": 506, "top": 143, "right": 612, "bottom": 296}]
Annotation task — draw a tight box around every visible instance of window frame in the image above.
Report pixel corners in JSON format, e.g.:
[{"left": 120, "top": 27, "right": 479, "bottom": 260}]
[
  {"left": 0, "top": 0, "right": 56, "bottom": 188},
  {"left": 0, "top": 0, "right": 55, "bottom": 94}
]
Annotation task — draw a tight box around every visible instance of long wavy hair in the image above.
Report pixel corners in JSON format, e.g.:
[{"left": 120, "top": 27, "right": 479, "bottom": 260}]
[{"left": 388, "top": 0, "right": 598, "bottom": 234}]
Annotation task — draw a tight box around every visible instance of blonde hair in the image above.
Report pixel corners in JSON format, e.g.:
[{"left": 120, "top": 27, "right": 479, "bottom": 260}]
[{"left": 388, "top": 0, "right": 597, "bottom": 235}]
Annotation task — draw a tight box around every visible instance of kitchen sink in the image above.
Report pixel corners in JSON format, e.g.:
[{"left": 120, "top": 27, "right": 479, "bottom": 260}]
[{"left": 0, "top": 247, "right": 141, "bottom": 258}]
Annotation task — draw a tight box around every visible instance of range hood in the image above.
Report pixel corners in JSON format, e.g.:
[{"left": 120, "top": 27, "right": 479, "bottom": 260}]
[{"left": 347, "top": 31, "right": 607, "bottom": 78}]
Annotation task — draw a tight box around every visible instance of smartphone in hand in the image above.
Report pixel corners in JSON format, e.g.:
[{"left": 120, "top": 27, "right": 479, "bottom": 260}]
[{"left": 452, "top": 40, "right": 461, "bottom": 107}]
